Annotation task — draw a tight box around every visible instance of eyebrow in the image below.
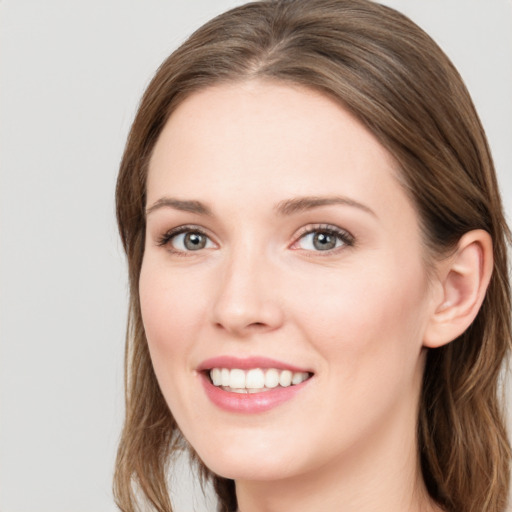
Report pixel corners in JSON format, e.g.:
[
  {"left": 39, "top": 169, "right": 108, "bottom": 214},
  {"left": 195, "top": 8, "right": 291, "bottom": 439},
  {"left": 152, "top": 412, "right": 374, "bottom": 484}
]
[
  {"left": 275, "top": 196, "right": 376, "bottom": 217},
  {"left": 145, "top": 195, "right": 376, "bottom": 218},
  {"left": 146, "top": 197, "right": 212, "bottom": 217}
]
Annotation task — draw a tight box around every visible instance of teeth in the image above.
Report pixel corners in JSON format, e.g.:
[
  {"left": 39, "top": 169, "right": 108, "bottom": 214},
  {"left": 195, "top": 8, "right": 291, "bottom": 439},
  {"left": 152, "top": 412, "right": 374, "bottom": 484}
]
[
  {"left": 230, "top": 369, "right": 246, "bottom": 389},
  {"left": 292, "top": 371, "right": 307, "bottom": 385},
  {"left": 265, "top": 368, "right": 280, "bottom": 388},
  {"left": 279, "top": 370, "right": 292, "bottom": 387},
  {"left": 211, "top": 368, "right": 222, "bottom": 386},
  {"left": 221, "top": 368, "right": 230, "bottom": 387},
  {"left": 246, "top": 368, "right": 265, "bottom": 388},
  {"left": 209, "top": 368, "right": 310, "bottom": 392}
]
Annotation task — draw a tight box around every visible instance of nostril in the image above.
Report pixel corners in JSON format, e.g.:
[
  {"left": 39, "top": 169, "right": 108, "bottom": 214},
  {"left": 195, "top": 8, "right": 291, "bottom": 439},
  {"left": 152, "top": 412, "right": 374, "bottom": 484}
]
[{"left": 214, "top": 320, "right": 270, "bottom": 332}]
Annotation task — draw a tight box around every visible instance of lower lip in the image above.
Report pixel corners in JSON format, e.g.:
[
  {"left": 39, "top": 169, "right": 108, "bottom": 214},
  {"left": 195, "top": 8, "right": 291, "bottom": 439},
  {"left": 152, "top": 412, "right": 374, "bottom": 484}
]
[{"left": 200, "top": 373, "right": 311, "bottom": 413}]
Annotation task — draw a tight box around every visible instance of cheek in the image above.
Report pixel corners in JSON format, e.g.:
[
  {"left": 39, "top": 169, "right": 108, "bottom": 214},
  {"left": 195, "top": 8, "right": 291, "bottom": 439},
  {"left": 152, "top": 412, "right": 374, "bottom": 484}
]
[
  {"left": 139, "top": 258, "right": 206, "bottom": 343},
  {"left": 289, "top": 255, "right": 430, "bottom": 378},
  {"left": 287, "top": 261, "right": 430, "bottom": 449},
  {"left": 138, "top": 258, "right": 209, "bottom": 395},
  {"left": 138, "top": 259, "right": 211, "bottom": 429}
]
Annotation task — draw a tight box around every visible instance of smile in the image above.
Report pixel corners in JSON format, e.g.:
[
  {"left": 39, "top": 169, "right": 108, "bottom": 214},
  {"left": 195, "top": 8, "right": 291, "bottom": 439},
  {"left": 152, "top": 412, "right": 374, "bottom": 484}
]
[
  {"left": 198, "top": 357, "right": 314, "bottom": 413},
  {"left": 209, "top": 367, "right": 311, "bottom": 393}
]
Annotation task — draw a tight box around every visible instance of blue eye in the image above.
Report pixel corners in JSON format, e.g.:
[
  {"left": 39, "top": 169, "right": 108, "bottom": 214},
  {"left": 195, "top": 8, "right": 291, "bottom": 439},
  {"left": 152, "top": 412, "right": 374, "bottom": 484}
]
[
  {"left": 158, "top": 227, "right": 214, "bottom": 252},
  {"left": 295, "top": 227, "right": 353, "bottom": 252}
]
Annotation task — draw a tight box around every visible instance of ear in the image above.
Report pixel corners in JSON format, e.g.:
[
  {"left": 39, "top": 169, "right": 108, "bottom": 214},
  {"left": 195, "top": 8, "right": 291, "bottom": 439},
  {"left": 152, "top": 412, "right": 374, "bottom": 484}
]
[{"left": 423, "top": 230, "right": 493, "bottom": 349}]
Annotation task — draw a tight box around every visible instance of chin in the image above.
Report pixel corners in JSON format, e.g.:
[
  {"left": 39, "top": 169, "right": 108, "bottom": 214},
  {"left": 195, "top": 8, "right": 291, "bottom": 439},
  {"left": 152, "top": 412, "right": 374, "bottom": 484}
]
[
  {"left": 190, "top": 431, "right": 305, "bottom": 482},
  {"left": 203, "top": 455, "right": 298, "bottom": 482}
]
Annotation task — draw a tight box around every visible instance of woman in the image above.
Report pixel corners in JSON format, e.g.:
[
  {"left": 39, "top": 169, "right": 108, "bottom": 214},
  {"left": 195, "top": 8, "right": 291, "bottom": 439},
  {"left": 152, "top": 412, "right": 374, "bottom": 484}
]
[{"left": 114, "top": 1, "right": 511, "bottom": 511}]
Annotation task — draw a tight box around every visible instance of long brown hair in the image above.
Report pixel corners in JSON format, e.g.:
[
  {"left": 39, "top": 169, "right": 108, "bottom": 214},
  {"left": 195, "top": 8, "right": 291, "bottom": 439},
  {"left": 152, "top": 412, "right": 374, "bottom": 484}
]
[{"left": 114, "top": 1, "right": 511, "bottom": 511}]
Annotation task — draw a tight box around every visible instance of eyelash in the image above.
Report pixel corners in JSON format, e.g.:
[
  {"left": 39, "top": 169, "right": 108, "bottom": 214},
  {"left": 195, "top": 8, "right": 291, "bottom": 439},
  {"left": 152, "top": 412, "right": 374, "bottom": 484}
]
[
  {"left": 291, "top": 224, "right": 355, "bottom": 253},
  {"left": 157, "top": 225, "right": 213, "bottom": 254},
  {"left": 156, "top": 224, "right": 355, "bottom": 254}
]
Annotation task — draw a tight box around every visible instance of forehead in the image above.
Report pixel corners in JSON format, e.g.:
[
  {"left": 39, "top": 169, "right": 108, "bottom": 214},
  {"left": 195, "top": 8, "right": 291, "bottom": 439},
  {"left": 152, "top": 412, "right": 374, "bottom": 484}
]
[
  {"left": 147, "top": 81, "right": 413, "bottom": 224},
  {"left": 150, "top": 81, "right": 393, "bottom": 163}
]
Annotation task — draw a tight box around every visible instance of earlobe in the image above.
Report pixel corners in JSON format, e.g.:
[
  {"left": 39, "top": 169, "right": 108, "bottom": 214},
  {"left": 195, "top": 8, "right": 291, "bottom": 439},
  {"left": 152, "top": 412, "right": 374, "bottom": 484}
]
[{"left": 423, "top": 230, "right": 493, "bottom": 349}]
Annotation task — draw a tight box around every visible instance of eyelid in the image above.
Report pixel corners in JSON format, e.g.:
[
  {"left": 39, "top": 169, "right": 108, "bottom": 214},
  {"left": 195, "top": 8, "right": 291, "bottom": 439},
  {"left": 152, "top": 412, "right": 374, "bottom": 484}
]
[
  {"left": 290, "top": 224, "right": 355, "bottom": 252},
  {"left": 156, "top": 224, "right": 217, "bottom": 251},
  {"left": 155, "top": 223, "right": 353, "bottom": 254}
]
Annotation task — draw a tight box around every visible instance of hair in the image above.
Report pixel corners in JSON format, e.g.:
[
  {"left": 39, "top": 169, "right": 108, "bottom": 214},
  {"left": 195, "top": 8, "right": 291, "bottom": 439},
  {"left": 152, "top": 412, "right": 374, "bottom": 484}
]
[{"left": 114, "top": 1, "right": 511, "bottom": 511}]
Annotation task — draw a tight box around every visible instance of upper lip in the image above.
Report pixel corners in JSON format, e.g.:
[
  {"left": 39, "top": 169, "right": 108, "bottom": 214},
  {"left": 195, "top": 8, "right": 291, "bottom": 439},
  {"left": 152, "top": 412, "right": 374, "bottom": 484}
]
[{"left": 197, "top": 356, "right": 311, "bottom": 373}]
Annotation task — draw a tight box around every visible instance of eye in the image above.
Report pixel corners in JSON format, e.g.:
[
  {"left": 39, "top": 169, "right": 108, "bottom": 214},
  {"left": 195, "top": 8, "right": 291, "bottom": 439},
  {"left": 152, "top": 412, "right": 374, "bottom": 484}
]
[
  {"left": 293, "top": 226, "right": 354, "bottom": 252},
  {"left": 158, "top": 226, "right": 215, "bottom": 253}
]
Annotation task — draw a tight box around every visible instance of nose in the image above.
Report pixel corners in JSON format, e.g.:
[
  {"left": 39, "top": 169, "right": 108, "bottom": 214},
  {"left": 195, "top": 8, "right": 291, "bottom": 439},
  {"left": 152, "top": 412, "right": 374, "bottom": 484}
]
[{"left": 210, "top": 249, "right": 284, "bottom": 337}]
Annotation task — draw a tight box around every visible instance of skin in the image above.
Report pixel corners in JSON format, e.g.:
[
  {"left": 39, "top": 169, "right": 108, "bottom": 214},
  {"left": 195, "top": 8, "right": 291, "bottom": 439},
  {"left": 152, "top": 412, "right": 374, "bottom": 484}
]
[{"left": 140, "top": 81, "right": 445, "bottom": 512}]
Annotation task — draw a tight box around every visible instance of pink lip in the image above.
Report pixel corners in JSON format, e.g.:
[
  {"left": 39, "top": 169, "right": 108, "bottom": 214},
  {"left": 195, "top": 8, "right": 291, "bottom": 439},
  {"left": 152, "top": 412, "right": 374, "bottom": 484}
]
[
  {"left": 197, "top": 356, "right": 310, "bottom": 373},
  {"left": 197, "top": 356, "right": 313, "bottom": 414},
  {"left": 200, "top": 373, "right": 311, "bottom": 413}
]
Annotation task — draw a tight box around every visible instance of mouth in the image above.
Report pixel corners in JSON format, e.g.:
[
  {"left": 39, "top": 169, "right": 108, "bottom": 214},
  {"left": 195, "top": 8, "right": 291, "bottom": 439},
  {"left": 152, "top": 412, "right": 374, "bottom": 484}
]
[
  {"left": 207, "top": 367, "right": 312, "bottom": 394},
  {"left": 198, "top": 356, "right": 314, "bottom": 412}
]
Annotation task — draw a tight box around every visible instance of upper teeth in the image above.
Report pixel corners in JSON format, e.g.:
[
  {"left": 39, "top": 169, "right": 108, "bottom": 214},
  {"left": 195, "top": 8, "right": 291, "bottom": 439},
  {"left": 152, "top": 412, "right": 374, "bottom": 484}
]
[{"left": 209, "top": 368, "right": 310, "bottom": 392}]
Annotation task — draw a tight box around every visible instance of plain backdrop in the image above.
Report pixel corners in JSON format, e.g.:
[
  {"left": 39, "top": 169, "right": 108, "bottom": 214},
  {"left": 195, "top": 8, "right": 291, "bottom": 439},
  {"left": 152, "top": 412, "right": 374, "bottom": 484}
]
[{"left": 1, "top": 1, "right": 511, "bottom": 511}]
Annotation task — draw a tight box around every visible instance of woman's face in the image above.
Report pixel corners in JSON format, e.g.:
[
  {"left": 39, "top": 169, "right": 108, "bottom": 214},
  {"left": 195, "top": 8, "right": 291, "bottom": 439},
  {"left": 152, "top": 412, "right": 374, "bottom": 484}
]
[{"left": 140, "top": 81, "right": 438, "bottom": 482}]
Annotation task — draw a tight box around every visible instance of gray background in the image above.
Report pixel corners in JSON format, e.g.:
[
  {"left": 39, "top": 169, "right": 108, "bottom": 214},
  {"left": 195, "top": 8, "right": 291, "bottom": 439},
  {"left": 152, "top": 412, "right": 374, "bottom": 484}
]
[{"left": 1, "top": 1, "right": 511, "bottom": 511}]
